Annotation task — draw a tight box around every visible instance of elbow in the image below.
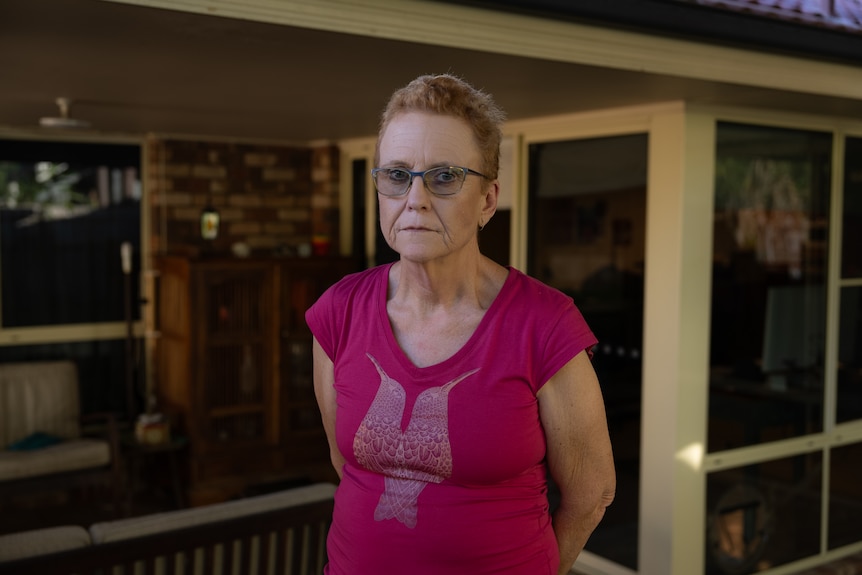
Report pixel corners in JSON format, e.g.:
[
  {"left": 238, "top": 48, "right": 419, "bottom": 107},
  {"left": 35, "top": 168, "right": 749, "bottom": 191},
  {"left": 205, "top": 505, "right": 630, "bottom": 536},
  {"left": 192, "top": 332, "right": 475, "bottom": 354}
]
[
  {"left": 598, "top": 484, "right": 615, "bottom": 520},
  {"left": 588, "top": 484, "right": 616, "bottom": 530},
  {"left": 602, "top": 471, "right": 617, "bottom": 509},
  {"left": 589, "top": 479, "right": 616, "bottom": 524},
  {"left": 583, "top": 471, "right": 617, "bottom": 527},
  {"left": 557, "top": 474, "right": 616, "bottom": 529},
  {"left": 598, "top": 468, "right": 616, "bottom": 516}
]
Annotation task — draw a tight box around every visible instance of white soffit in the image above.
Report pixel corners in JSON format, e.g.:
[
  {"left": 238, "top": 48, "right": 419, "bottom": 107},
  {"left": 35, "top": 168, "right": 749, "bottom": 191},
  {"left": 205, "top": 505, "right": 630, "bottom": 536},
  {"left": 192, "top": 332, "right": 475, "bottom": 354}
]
[{"left": 101, "top": 0, "right": 862, "bottom": 102}]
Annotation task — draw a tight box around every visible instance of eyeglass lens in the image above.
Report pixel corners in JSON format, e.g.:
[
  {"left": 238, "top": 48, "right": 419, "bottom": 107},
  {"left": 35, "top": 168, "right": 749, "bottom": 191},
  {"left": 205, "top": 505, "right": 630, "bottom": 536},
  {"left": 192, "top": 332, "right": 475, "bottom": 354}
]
[{"left": 374, "top": 167, "right": 468, "bottom": 196}]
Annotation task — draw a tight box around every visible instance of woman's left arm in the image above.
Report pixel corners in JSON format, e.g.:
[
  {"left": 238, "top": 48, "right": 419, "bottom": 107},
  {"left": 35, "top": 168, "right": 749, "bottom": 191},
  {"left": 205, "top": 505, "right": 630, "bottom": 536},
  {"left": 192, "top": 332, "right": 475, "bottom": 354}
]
[{"left": 537, "top": 350, "right": 616, "bottom": 575}]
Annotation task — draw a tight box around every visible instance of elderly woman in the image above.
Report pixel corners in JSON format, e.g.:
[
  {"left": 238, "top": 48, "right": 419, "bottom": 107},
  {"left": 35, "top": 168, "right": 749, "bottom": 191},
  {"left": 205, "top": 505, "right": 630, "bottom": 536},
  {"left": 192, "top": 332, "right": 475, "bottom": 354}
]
[{"left": 306, "top": 74, "right": 615, "bottom": 575}]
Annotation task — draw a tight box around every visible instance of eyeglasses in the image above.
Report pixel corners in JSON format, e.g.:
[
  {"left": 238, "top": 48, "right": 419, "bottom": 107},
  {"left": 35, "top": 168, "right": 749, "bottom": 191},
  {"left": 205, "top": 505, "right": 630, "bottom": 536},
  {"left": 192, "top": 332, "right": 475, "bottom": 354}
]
[{"left": 371, "top": 166, "right": 488, "bottom": 197}]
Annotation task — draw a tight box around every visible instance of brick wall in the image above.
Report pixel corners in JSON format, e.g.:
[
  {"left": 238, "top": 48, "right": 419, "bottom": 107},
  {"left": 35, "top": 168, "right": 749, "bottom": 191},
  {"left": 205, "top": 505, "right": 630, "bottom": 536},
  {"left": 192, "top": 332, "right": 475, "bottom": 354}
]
[{"left": 147, "top": 137, "right": 339, "bottom": 258}]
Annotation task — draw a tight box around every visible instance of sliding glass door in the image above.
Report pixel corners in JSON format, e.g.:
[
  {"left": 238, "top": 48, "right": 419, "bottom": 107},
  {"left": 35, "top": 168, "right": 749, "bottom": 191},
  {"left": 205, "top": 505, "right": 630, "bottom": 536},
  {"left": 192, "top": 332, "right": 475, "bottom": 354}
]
[{"left": 527, "top": 133, "right": 648, "bottom": 570}]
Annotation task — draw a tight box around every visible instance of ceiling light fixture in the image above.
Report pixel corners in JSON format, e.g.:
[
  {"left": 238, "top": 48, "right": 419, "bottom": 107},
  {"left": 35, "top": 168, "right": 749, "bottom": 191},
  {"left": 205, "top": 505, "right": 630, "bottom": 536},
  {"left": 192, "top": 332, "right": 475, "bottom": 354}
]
[{"left": 39, "top": 97, "right": 91, "bottom": 129}]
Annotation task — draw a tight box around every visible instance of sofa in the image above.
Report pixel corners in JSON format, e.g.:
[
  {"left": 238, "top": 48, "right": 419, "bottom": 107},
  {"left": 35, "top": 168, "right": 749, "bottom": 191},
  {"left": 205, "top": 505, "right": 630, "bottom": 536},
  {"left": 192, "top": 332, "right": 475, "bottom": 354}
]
[
  {"left": 0, "top": 481, "right": 336, "bottom": 575},
  {"left": 0, "top": 360, "right": 123, "bottom": 506}
]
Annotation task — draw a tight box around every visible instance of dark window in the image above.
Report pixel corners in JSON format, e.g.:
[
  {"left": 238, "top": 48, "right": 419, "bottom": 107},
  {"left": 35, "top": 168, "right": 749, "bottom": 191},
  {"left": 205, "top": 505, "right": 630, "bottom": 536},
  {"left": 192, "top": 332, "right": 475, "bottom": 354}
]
[
  {"left": 0, "top": 140, "right": 141, "bottom": 327},
  {"left": 706, "top": 453, "right": 822, "bottom": 574},
  {"left": 708, "top": 123, "right": 831, "bottom": 452},
  {"left": 528, "top": 133, "right": 647, "bottom": 570}
]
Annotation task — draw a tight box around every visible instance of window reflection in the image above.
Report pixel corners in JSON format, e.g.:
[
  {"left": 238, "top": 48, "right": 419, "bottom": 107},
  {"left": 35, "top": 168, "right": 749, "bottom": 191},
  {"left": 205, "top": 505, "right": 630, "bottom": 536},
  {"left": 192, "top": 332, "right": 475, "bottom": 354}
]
[
  {"left": 528, "top": 134, "right": 647, "bottom": 570},
  {"left": 0, "top": 140, "right": 141, "bottom": 328},
  {"left": 709, "top": 124, "right": 831, "bottom": 452},
  {"left": 706, "top": 453, "right": 822, "bottom": 574},
  {"left": 837, "top": 286, "right": 862, "bottom": 423},
  {"left": 838, "top": 137, "right": 862, "bottom": 424},
  {"left": 829, "top": 442, "right": 862, "bottom": 549},
  {"left": 841, "top": 137, "right": 862, "bottom": 278}
]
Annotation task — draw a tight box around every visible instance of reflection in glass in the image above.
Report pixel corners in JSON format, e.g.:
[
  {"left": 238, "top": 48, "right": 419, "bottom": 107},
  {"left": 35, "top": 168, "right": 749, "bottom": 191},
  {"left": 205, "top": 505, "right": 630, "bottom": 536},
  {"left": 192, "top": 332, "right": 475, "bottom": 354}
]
[
  {"left": 829, "top": 442, "right": 862, "bottom": 549},
  {"left": 837, "top": 287, "right": 862, "bottom": 423},
  {"left": 841, "top": 137, "right": 862, "bottom": 278},
  {"left": 0, "top": 140, "right": 141, "bottom": 327},
  {"left": 706, "top": 453, "right": 822, "bottom": 574},
  {"left": 709, "top": 484, "right": 771, "bottom": 574},
  {"left": 709, "top": 123, "right": 831, "bottom": 452},
  {"left": 528, "top": 134, "right": 647, "bottom": 569}
]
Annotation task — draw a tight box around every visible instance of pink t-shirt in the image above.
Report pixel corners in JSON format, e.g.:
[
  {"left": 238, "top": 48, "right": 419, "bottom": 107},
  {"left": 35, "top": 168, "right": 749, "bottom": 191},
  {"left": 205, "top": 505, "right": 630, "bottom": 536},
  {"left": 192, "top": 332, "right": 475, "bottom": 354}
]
[{"left": 306, "top": 264, "right": 597, "bottom": 575}]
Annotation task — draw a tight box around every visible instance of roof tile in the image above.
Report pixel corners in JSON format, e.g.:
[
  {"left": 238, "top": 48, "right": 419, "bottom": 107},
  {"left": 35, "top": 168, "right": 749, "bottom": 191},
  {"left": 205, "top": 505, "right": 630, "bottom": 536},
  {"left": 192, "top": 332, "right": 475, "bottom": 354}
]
[{"left": 694, "top": 0, "right": 862, "bottom": 32}]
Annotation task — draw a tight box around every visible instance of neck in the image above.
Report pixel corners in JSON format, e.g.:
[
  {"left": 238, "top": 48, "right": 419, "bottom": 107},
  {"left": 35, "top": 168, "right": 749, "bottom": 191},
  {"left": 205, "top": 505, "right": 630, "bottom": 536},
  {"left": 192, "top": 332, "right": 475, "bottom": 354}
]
[{"left": 388, "top": 251, "right": 498, "bottom": 312}]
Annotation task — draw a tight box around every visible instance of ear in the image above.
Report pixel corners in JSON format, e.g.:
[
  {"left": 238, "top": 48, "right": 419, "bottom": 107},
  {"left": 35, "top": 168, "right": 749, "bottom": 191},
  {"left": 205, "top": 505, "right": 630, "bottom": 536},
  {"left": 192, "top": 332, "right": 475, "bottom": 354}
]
[{"left": 481, "top": 179, "right": 500, "bottom": 225}]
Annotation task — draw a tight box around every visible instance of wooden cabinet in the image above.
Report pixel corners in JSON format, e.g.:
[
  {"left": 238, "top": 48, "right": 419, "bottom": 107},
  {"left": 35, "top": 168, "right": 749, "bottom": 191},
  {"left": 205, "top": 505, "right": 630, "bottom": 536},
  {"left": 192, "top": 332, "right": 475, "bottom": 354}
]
[{"left": 154, "top": 256, "right": 351, "bottom": 505}]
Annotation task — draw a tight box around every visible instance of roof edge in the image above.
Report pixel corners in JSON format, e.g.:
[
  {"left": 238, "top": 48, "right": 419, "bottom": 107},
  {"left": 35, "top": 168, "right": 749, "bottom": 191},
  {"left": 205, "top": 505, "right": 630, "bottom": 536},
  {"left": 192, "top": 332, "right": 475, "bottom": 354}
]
[{"left": 446, "top": 0, "right": 862, "bottom": 66}]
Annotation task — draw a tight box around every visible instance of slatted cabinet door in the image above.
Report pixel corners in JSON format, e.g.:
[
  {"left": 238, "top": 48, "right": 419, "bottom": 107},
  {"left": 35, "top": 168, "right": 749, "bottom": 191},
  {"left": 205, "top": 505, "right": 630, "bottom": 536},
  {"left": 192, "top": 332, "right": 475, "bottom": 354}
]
[
  {"left": 279, "top": 259, "right": 353, "bottom": 463},
  {"left": 193, "top": 261, "right": 278, "bottom": 449},
  {"left": 155, "top": 256, "right": 351, "bottom": 504}
]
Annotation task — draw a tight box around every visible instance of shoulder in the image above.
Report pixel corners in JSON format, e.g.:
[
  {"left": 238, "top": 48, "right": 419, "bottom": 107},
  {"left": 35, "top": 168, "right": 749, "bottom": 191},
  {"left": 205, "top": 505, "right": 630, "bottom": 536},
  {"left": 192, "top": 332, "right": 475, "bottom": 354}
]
[
  {"left": 307, "top": 264, "right": 387, "bottom": 323},
  {"left": 502, "top": 267, "right": 596, "bottom": 347},
  {"left": 306, "top": 264, "right": 390, "bottom": 357},
  {"left": 319, "top": 264, "right": 388, "bottom": 302},
  {"left": 496, "top": 269, "right": 597, "bottom": 389},
  {"left": 504, "top": 267, "right": 576, "bottom": 312},
  {"left": 334, "top": 263, "right": 388, "bottom": 289}
]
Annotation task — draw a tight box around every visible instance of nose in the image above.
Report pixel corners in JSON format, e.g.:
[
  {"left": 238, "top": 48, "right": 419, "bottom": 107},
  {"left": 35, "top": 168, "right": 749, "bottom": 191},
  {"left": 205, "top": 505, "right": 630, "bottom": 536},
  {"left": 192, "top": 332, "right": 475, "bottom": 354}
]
[{"left": 405, "top": 174, "right": 430, "bottom": 209}]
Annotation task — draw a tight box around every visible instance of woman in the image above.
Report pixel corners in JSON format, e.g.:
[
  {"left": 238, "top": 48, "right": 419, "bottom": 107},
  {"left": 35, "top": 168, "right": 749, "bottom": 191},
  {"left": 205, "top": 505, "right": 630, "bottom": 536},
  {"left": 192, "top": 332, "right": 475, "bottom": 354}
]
[{"left": 306, "top": 74, "right": 615, "bottom": 575}]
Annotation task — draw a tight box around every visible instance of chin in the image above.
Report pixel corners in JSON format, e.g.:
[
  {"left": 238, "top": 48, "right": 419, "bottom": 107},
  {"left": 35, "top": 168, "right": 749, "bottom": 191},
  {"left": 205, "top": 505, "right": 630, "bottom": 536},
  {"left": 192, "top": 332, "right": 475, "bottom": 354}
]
[
  {"left": 397, "top": 251, "right": 437, "bottom": 264},
  {"left": 395, "top": 245, "right": 446, "bottom": 263}
]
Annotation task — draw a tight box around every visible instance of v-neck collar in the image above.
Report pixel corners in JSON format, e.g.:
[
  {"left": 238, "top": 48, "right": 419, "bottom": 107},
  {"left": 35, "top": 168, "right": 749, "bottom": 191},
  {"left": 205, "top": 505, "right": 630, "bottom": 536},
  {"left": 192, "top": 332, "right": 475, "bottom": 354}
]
[{"left": 376, "top": 262, "right": 516, "bottom": 377}]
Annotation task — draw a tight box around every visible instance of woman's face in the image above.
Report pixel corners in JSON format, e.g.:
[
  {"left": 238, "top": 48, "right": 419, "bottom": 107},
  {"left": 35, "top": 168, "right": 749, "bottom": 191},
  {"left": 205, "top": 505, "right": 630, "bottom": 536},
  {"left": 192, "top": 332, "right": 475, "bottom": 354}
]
[{"left": 377, "top": 111, "right": 498, "bottom": 265}]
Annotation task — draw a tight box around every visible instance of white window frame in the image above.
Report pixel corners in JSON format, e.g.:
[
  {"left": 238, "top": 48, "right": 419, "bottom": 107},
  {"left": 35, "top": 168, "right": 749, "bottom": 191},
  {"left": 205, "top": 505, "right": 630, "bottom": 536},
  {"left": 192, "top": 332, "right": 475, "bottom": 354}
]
[
  {"left": 342, "top": 103, "right": 862, "bottom": 574},
  {"left": 0, "top": 128, "right": 147, "bottom": 348}
]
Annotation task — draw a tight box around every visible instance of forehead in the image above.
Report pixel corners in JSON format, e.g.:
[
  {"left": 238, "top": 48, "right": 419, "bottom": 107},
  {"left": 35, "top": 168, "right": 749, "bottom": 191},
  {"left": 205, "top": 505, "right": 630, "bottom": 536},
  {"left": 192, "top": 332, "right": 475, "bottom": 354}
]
[{"left": 379, "top": 112, "right": 478, "bottom": 163}]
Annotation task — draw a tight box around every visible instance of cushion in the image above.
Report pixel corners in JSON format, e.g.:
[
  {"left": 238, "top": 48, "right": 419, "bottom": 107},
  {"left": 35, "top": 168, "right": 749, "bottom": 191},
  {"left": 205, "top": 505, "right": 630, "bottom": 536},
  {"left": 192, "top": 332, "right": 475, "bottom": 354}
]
[
  {"left": 6, "top": 432, "right": 63, "bottom": 451},
  {"left": 0, "top": 525, "right": 91, "bottom": 561},
  {"left": 0, "top": 361, "right": 81, "bottom": 448},
  {"left": 0, "top": 439, "right": 110, "bottom": 481},
  {"left": 89, "top": 482, "right": 336, "bottom": 543}
]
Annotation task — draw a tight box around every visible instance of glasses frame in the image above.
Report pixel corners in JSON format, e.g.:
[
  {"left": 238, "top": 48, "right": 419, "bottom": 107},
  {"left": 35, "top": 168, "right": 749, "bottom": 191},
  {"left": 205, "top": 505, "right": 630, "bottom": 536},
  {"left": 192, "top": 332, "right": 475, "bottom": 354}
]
[{"left": 371, "top": 166, "right": 489, "bottom": 197}]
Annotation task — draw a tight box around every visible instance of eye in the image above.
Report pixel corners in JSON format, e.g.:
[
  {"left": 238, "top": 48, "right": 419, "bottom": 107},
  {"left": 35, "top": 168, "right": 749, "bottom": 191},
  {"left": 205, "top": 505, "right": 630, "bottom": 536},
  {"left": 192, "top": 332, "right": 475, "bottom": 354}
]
[
  {"left": 386, "top": 168, "right": 411, "bottom": 183},
  {"left": 429, "top": 167, "right": 464, "bottom": 186}
]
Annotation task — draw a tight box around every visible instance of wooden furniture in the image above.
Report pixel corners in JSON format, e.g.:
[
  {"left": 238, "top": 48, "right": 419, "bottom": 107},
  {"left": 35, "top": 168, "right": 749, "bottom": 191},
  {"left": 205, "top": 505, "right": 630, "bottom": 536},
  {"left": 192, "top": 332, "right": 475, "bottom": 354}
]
[
  {"left": 154, "top": 256, "right": 351, "bottom": 505},
  {"left": 0, "top": 482, "right": 335, "bottom": 575},
  {"left": 0, "top": 361, "right": 124, "bottom": 510},
  {"left": 122, "top": 434, "right": 188, "bottom": 514}
]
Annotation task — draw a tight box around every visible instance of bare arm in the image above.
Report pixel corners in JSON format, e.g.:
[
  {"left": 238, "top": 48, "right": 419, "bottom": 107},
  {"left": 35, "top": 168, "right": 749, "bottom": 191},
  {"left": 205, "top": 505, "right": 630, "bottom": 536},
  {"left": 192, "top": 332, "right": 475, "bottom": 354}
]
[
  {"left": 312, "top": 337, "right": 345, "bottom": 479},
  {"left": 538, "top": 350, "right": 616, "bottom": 575}
]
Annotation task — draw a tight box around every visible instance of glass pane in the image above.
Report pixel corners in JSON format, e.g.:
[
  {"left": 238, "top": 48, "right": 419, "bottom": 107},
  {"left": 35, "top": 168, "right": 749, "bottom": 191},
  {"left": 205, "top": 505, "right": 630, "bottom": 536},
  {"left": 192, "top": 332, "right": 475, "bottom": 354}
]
[
  {"left": 351, "top": 158, "right": 368, "bottom": 270},
  {"left": 841, "top": 137, "right": 862, "bottom": 278},
  {"left": 837, "top": 286, "right": 862, "bottom": 423},
  {"left": 481, "top": 208, "right": 511, "bottom": 266},
  {"left": 829, "top": 442, "right": 862, "bottom": 549},
  {"left": 709, "top": 123, "right": 831, "bottom": 452},
  {"left": 529, "top": 133, "right": 647, "bottom": 570},
  {"left": 0, "top": 140, "right": 141, "bottom": 327},
  {"left": 706, "top": 453, "right": 822, "bottom": 574}
]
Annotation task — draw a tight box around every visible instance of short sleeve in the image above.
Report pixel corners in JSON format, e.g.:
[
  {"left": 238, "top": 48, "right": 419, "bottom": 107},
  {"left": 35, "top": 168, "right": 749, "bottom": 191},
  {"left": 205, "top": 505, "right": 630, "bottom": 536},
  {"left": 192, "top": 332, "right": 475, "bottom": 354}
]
[
  {"left": 536, "top": 299, "right": 597, "bottom": 388},
  {"left": 304, "top": 265, "right": 385, "bottom": 363}
]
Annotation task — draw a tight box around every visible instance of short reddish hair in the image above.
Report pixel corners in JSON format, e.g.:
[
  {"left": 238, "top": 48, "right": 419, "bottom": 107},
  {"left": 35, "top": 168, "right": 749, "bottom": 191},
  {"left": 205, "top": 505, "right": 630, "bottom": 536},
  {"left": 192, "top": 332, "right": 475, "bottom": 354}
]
[{"left": 375, "top": 74, "right": 506, "bottom": 180}]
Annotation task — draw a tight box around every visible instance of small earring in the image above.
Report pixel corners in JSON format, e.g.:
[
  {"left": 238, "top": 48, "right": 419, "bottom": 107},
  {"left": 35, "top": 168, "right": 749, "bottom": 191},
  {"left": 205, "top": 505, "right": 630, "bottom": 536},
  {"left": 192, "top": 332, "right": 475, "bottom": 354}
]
[{"left": 478, "top": 220, "right": 485, "bottom": 231}]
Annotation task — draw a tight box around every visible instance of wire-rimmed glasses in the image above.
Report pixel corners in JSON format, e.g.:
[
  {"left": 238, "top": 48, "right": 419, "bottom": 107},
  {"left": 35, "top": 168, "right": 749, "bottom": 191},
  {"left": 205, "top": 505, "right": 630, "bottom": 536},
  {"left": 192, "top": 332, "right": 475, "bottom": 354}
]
[{"left": 371, "top": 166, "right": 488, "bottom": 197}]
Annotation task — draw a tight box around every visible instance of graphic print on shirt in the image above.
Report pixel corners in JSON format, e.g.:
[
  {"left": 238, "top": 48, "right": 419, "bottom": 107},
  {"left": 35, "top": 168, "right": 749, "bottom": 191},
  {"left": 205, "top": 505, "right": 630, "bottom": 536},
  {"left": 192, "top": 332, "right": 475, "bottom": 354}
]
[{"left": 353, "top": 353, "right": 479, "bottom": 528}]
